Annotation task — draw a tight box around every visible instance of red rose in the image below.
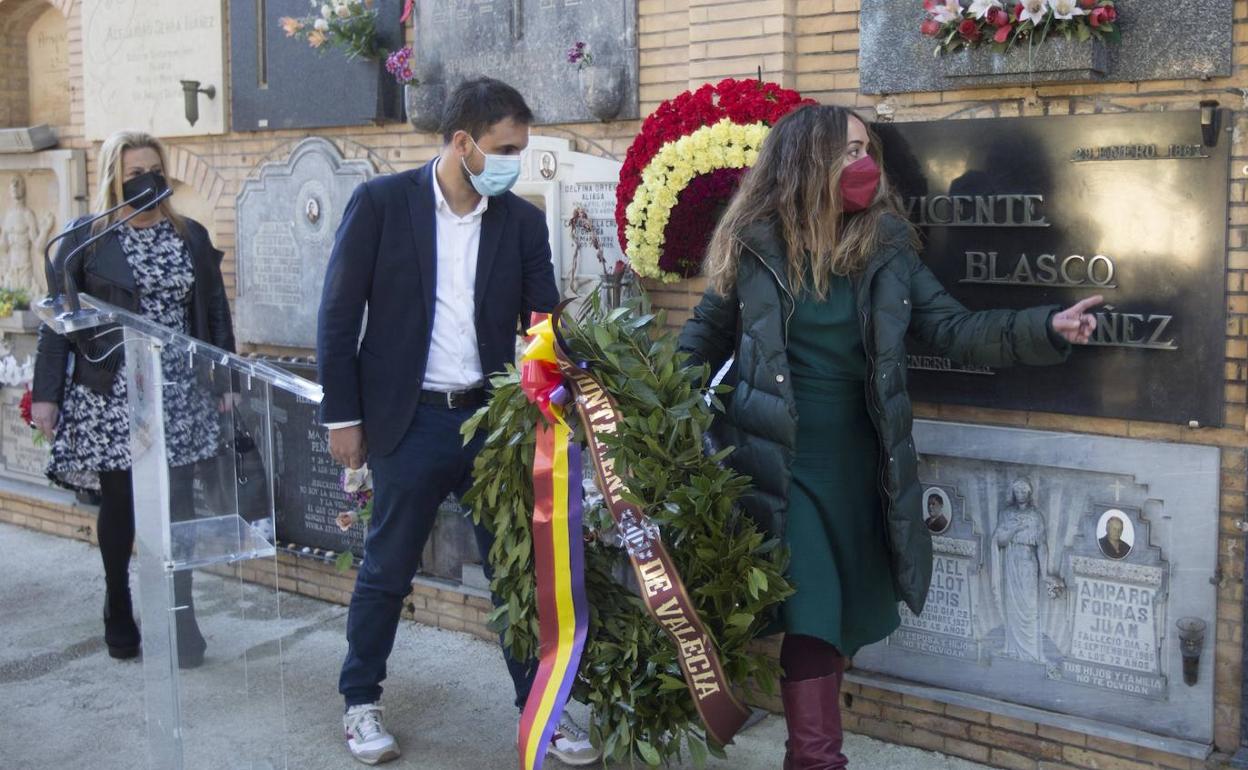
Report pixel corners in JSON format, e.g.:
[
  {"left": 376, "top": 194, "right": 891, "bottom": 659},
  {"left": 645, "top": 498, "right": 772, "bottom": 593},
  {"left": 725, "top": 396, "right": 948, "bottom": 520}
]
[
  {"left": 19, "top": 386, "right": 33, "bottom": 427},
  {"left": 986, "top": 7, "right": 1010, "bottom": 26},
  {"left": 994, "top": 23, "right": 1012, "bottom": 43},
  {"left": 921, "top": 19, "right": 943, "bottom": 36},
  {"left": 1104, "top": 6, "right": 1116, "bottom": 21},
  {"left": 1089, "top": 7, "right": 1107, "bottom": 26},
  {"left": 958, "top": 19, "right": 980, "bottom": 41},
  {"left": 1079, "top": 0, "right": 1095, "bottom": 7}
]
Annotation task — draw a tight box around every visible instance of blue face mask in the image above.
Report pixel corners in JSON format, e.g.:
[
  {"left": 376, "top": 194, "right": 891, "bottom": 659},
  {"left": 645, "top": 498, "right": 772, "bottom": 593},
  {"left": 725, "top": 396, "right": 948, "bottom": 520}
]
[{"left": 462, "top": 137, "right": 521, "bottom": 197}]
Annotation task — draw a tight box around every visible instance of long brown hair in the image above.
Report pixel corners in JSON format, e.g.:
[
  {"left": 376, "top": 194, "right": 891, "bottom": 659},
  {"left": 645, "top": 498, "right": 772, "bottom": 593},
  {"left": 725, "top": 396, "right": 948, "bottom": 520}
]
[
  {"left": 703, "top": 104, "right": 916, "bottom": 299},
  {"left": 92, "top": 130, "right": 186, "bottom": 238}
]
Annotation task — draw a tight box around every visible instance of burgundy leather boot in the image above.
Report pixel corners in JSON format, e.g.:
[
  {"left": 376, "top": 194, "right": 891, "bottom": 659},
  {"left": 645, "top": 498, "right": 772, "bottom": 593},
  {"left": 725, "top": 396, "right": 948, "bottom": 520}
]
[{"left": 781, "top": 664, "right": 848, "bottom": 769}]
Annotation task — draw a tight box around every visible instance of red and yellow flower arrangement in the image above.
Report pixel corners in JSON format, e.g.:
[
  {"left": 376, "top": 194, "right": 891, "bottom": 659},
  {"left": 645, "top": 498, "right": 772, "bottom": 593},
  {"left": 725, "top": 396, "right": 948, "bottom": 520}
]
[{"left": 614, "top": 78, "right": 814, "bottom": 283}]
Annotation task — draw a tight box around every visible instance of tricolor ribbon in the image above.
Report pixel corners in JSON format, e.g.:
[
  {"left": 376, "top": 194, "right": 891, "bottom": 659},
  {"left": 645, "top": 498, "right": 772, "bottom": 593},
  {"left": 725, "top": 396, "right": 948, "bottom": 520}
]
[{"left": 517, "top": 313, "right": 588, "bottom": 770}]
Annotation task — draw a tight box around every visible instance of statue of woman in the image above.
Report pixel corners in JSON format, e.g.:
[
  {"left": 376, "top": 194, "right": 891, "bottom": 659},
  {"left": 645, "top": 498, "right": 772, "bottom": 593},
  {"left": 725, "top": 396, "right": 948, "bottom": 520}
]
[
  {"left": 992, "top": 479, "right": 1063, "bottom": 663},
  {"left": 1, "top": 176, "right": 56, "bottom": 297}
]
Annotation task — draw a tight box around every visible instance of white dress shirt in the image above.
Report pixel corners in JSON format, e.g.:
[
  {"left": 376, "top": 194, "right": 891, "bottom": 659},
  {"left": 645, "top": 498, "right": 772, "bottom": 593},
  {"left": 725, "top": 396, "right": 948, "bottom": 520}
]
[
  {"left": 324, "top": 159, "right": 487, "bottom": 430},
  {"left": 423, "top": 158, "right": 487, "bottom": 391}
]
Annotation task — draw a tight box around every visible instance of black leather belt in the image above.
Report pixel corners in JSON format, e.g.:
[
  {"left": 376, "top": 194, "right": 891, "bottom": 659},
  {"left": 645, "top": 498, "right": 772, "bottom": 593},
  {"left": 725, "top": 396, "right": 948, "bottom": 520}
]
[{"left": 419, "top": 387, "right": 487, "bottom": 409}]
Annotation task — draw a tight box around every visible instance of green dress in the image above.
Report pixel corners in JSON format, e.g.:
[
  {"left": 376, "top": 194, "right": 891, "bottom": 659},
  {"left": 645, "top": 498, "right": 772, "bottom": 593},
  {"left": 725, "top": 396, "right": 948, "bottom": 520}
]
[{"left": 781, "top": 273, "right": 900, "bottom": 657}]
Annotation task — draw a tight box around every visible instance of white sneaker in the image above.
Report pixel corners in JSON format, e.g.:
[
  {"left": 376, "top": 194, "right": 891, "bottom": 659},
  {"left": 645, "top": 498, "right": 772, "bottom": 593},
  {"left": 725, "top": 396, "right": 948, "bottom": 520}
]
[
  {"left": 343, "top": 703, "right": 400, "bottom": 765},
  {"left": 547, "top": 712, "right": 601, "bottom": 766}
]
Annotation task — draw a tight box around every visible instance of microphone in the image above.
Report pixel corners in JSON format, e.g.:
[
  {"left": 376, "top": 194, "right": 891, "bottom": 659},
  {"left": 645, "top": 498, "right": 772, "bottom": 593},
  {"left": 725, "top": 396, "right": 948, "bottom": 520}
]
[
  {"left": 55, "top": 185, "right": 173, "bottom": 316},
  {"left": 41, "top": 185, "right": 162, "bottom": 284}
]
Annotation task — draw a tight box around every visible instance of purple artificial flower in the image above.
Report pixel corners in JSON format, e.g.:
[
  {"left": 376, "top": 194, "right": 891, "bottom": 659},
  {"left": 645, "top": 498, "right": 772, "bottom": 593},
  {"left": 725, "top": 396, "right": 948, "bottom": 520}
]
[{"left": 385, "top": 46, "right": 416, "bottom": 83}]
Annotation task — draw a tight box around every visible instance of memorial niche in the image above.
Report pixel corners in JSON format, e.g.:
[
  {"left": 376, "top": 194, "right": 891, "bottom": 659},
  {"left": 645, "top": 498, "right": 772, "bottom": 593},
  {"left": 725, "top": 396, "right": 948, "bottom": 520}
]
[
  {"left": 852, "top": 422, "right": 1218, "bottom": 747},
  {"left": 260, "top": 362, "right": 478, "bottom": 584},
  {"left": 25, "top": 5, "right": 70, "bottom": 128},
  {"left": 875, "top": 110, "right": 1230, "bottom": 426},
  {"left": 412, "top": 0, "right": 640, "bottom": 126},
  {"left": 513, "top": 134, "right": 626, "bottom": 299},
  {"left": 235, "top": 138, "right": 376, "bottom": 349},
  {"left": 860, "top": 0, "right": 1233, "bottom": 93},
  {"left": 80, "top": 0, "right": 227, "bottom": 139},
  {"left": 229, "top": 0, "right": 402, "bottom": 131}
]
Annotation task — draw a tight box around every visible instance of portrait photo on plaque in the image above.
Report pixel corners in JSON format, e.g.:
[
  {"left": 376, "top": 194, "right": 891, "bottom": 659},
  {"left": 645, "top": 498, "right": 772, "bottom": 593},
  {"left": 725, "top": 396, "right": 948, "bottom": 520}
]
[
  {"left": 924, "top": 487, "right": 952, "bottom": 534},
  {"left": 1096, "top": 509, "right": 1135, "bottom": 560}
]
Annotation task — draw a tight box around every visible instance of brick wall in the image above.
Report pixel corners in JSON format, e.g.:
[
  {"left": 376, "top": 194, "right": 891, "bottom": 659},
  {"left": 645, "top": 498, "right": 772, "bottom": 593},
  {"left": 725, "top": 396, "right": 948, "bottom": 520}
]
[{"left": 2, "top": 0, "right": 1246, "bottom": 766}]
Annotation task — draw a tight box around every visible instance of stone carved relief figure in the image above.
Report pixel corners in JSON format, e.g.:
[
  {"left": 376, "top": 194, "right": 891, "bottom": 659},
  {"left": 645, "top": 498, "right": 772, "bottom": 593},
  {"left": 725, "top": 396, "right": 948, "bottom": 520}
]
[
  {"left": 0, "top": 177, "right": 56, "bottom": 297},
  {"left": 991, "top": 479, "right": 1064, "bottom": 663}
]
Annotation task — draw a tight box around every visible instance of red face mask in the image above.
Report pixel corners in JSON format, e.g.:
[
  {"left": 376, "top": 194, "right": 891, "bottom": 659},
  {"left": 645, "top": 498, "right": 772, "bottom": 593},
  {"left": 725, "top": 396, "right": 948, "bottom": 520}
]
[{"left": 840, "top": 155, "right": 881, "bottom": 213}]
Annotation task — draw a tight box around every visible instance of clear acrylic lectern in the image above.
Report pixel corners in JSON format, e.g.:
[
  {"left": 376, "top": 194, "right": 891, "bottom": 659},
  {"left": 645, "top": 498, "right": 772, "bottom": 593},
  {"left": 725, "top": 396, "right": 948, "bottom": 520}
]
[{"left": 36, "top": 293, "right": 323, "bottom": 770}]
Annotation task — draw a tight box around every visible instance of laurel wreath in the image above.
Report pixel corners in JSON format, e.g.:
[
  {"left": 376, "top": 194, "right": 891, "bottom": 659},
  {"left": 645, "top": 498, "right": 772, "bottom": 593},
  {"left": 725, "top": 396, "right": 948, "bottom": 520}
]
[{"left": 461, "top": 299, "right": 791, "bottom": 765}]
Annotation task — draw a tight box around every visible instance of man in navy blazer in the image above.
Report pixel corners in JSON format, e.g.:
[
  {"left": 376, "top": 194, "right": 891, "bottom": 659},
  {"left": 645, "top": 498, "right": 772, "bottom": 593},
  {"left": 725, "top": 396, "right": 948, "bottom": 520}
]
[{"left": 317, "top": 78, "right": 599, "bottom": 766}]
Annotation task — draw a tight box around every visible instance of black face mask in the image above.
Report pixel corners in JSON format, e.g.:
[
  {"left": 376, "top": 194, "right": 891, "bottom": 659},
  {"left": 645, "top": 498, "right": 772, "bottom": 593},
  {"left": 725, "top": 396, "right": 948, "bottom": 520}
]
[{"left": 121, "top": 171, "right": 169, "bottom": 204}]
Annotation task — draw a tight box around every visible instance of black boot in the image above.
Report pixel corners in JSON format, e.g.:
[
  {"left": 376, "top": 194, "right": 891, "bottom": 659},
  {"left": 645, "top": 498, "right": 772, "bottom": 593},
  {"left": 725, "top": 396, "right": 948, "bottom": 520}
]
[
  {"left": 103, "top": 586, "right": 140, "bottom": 659},
  {"left": 173, "top": 571, "right": 207, "bottom": 669}
]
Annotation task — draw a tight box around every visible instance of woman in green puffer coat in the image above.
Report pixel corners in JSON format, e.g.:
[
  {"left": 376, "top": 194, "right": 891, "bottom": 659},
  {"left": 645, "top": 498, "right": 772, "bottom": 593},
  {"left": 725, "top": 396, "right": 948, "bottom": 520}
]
[{"left": 678, "top": 104, "right": 1101, "bottom": 770}]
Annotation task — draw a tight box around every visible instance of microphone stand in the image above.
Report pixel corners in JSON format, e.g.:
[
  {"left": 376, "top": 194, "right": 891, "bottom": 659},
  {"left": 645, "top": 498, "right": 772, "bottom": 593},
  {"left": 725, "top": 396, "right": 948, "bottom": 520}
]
[
  {"left": 53, "top": 187, "right": 173, "bottom": 316},
  {"left": 40, "top": 191, "right": 154, "bottom": 283}
]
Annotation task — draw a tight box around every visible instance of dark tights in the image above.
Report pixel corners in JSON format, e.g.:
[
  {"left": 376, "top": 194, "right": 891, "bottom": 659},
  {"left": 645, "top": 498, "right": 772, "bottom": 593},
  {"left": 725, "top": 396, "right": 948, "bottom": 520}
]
[
  {"left": 95, "top": 466, "right": 195, "bottom": 598},
  {"left": 97, "top": 470, "right": 136, "bottom": 598},
  {"left": 781, "top": 633, "right": 844, "bottom": 681}
]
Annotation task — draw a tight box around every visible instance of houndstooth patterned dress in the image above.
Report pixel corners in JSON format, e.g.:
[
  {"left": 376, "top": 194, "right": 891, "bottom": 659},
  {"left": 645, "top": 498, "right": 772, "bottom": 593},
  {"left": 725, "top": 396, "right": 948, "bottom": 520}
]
[{"left": 47, "top": 220, "right": 221, "bottom": 491}]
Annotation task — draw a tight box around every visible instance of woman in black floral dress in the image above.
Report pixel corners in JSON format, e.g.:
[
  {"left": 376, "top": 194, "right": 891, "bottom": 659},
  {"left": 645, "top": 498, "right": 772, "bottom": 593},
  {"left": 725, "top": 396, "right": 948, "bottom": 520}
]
[{"left": 32, "top": 130, "right": 235, "bottom": 664}]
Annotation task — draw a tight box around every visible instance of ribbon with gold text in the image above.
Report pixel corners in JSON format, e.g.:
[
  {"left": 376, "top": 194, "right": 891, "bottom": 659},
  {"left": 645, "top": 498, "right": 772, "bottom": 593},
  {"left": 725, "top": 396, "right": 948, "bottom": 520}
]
[{"left": 550, "top": 306, "right": 750, "bottom": 746}]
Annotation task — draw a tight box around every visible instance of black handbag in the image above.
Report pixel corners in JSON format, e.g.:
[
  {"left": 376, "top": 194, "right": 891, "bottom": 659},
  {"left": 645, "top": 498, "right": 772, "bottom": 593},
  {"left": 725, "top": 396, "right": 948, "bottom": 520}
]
[{"left": 230, "top": 416, "right": 270, "bottom": 523}]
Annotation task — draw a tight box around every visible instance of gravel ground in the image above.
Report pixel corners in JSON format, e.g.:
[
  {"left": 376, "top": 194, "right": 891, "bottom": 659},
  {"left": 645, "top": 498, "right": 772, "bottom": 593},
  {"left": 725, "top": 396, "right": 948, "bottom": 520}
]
[{"left": 1, "top": 521, "right": 995, "bottom": 769}]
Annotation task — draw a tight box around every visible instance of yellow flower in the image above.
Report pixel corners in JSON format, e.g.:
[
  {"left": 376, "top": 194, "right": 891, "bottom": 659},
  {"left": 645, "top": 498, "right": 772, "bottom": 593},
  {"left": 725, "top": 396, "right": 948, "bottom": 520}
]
[
  {"left": 625, "top": 120, "right": 772, "bottom": 281},
  {"left": 653, "top": 187, "right": 677, "bottom": 209}
]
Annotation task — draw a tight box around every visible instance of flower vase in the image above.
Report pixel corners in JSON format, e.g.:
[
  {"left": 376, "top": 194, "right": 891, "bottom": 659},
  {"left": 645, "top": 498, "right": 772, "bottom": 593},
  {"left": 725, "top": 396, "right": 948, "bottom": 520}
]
[
  {"left": 405, "top": 82, "right": 446, "bottom": 134},
  {"left": 577, "top": 65, "right": 625, "bottom": 122},
  {"left": 597, "top": 271, "right": 633, "bottom": 310},
  {"left": 941, "top": 38, "right": 1108, "bottom": 87}
]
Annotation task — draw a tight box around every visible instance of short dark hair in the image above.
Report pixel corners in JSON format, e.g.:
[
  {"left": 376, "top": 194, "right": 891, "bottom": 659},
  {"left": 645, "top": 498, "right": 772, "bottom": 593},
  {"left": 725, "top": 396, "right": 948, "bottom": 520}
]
[{"left": 439, "top": 77, "right": 535, "bottom": 143}]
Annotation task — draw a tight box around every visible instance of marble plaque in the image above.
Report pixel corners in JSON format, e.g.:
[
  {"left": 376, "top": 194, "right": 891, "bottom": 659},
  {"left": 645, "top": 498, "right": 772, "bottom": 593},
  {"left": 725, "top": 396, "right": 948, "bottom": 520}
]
[
  {"left": 414, "top": 0, "right": 639, "bottom": 125},
  {"left": 861, "top": 0, "right": 1233, "bottom": 93},
  {"left": 514, "top": 135, "right": 625, "bottom": 299},
  {"left": 852, "top": 421, "right": 1220, "bottom": 744},
  {"left": 81, "top": 0, "right": 227, "bottom": 139},
  {"left": 894, "top": 485, "right": 981, "bottom": 660},
  {"left": 26, "top": 6, "right": 70, "bottom": 128},
  {"left": 235, "top": 138, "right": 376, "bottom": 348},
  {"left": 265, "top": 362, "right": 478, "bottom": 581},
  {"left": 0, "top": 386, "right": 48, "bottom": 482}
]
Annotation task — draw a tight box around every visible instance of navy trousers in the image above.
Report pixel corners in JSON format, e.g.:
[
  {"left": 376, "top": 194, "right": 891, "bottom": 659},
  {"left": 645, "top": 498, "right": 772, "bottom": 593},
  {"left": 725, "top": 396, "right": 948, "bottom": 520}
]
[{"left": 338, "top": 403, "right": 536, "bottom": 708}]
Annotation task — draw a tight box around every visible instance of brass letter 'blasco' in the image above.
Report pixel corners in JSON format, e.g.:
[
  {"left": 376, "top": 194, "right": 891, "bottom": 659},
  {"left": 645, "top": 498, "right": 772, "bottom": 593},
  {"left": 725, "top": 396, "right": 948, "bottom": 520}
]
[{"left": 961, "top": 252, "right": 1116, "bottom": 289}]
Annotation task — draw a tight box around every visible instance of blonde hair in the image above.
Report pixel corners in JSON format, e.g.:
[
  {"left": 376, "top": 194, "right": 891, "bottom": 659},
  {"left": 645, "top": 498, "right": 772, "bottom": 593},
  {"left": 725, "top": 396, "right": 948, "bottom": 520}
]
[
  {"left": 703, "top": 104, "right": 917, "bottom": 299},
  {"left": 93, "top": 130, "right": 186, "bottom": 238}
]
